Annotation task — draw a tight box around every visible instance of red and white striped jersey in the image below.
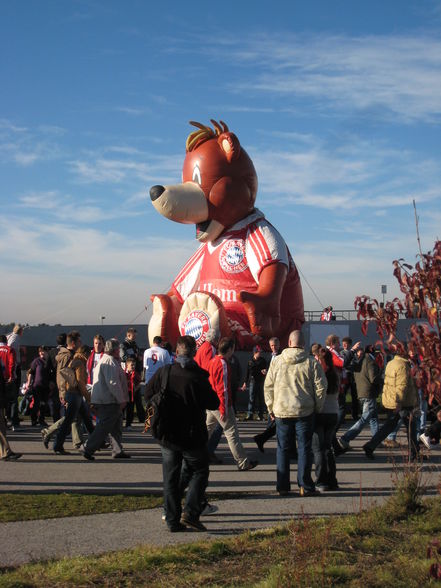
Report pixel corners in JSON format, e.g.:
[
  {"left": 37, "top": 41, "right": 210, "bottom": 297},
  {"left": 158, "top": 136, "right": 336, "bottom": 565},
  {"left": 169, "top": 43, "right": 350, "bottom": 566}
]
[{"left": 171, "top": 209, "right": 301, "bottom": 346}]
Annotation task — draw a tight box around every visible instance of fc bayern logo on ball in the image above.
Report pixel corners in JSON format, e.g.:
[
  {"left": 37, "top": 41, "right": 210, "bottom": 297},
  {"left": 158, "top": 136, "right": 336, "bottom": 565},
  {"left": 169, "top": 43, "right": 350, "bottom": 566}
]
[
  {"left": 219, "top": 239, "right": 248, "bottom": 274},
  {"left": 181, "top": 310, "right": 211, "bottom": 347}
]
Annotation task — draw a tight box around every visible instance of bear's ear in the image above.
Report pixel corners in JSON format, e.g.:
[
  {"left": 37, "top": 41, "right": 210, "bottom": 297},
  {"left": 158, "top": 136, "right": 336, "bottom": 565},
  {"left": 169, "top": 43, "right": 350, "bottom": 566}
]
[{"left": 218, "top": 132, "right": 241, "bottom": 163}]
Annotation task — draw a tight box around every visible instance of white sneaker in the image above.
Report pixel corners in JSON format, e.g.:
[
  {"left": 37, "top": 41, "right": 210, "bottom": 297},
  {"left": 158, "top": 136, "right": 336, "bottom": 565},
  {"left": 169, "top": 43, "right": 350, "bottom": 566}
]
[
  {"left": 201, "top": 502, "right": 218, "bottom": 516},
  {"left": 161, "top": 512, "right": 166, "bottom": 521},
  {"left": 419, "top": 433, "right": 431, "bottom": 450}
]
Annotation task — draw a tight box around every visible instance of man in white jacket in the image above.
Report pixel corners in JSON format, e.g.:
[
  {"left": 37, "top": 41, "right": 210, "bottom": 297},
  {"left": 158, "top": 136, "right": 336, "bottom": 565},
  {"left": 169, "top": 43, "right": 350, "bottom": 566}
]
[
  {"left": 80, "top": 339, "right": 129, "bottom": 461},
  {"left": 264, "top": 330, "right": 327, "bottom": 497}
]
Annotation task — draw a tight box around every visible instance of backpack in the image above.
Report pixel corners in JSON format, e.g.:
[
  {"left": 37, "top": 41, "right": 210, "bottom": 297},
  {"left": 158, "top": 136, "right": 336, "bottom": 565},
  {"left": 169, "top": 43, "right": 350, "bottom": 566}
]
[{"left": 144, "top": 365, "right": 172, "bottom": 440}]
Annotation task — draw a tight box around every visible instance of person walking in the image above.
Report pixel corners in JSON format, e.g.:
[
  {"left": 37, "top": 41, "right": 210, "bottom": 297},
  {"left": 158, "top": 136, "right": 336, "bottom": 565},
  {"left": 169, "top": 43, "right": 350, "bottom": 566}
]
[
  {"left": 6, "top": 325, "right": 23, "bottom": 429},
  {"left": 46, "top": 333, "right": 66, "bottom": 422},
  {"left": 363, "top": 346, "right": 419, "bottom": 461},
  {"left": 145, "top": 335, "right": 220, "bottom": 532},
  {"left": 194, "top": 329, "right": 223, "bottom": 466},
  {"left": 253, "top": 337, "right": 282, "bottom": 453},
  {"left": 341, "top": 337, "right": 359, "bottom": 421},
  {"left": 80, "top": 339, "right": 130, "bottom": 460},
  {"left": 207, "top": 338, "right": 258, "bottom": 471},
  {"left": 25, "top": 346, "right": 50, "bottom": 427},
  {"left": 52, "top": 331, "right": 88, "bottom": 455},
  {"left": 242, "top": 345, "right": 267, "bottom": 421},
  {"left": 264, "top": 330, "right": 327, "bottom": 496},
  {"left": 336, "top": 346, "right": 382, "bottom": 454},
  {"left": 0, "top": 339, "right": 22, "bottom": 461},
  {"left": 42, "top": 339, "right": 95, "bottom": 451}
]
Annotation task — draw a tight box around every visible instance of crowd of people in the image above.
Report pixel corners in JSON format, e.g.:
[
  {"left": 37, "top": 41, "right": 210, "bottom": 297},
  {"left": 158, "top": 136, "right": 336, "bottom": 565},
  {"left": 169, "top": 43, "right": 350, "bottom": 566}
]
[{"left": 1, "top": 322, "right": 440, "bottom": 532}]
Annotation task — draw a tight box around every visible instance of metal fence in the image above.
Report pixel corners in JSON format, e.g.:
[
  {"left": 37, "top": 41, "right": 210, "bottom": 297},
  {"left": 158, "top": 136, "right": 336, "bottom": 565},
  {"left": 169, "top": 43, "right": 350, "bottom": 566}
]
[{"left": 304, "top": 309, "right": 360, "bottom": 321}]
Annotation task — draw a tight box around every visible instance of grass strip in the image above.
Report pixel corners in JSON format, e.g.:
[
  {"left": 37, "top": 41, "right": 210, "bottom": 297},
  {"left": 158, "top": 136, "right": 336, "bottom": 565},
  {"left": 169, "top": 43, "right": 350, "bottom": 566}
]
[
  {"left": 1, "top": 494, "right": 441, "bottom": 587},
  {"left": 0, "top": 493, "right": 163, "bottom": 522},
  {"left": 0, "top": 492, "right": 250, "bottom": 523}
]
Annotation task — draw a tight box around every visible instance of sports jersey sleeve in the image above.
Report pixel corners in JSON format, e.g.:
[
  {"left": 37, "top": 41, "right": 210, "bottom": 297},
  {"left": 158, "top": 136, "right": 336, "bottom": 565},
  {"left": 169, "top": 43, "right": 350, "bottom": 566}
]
[
  {"left": 330, "top": 349, "right": 344, "bottom": 369},
  {"left": 209, "top": 357, "right": 229, "bottom": 418},
  {"left": 245, "top": 220, "right": 289, "bottom": 283},
  {"left": 171, "top": 245, "right": 205, "bottom": 303},
  {"left": 8, "top": 348, "right": 16, "bottom": 380}
]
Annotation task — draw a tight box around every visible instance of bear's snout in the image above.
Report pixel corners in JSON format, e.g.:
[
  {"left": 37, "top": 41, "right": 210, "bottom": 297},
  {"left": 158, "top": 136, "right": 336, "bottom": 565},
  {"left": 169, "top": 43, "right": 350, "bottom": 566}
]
[{"left": 150, "top": 185, "right": 165, "bottom": 201}]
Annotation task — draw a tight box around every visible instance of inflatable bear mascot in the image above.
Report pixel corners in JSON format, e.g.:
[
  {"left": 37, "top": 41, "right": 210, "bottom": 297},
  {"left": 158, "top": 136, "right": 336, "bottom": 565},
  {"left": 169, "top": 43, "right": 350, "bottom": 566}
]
[{"left": 148, "top": 119, "right": 304, "bottom": 350}]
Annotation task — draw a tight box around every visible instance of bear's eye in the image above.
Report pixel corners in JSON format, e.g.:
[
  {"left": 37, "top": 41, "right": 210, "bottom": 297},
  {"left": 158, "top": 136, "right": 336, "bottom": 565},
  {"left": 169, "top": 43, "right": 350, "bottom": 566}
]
[{"left": 192, "top": 163, "right": 202, "bottom": 185}]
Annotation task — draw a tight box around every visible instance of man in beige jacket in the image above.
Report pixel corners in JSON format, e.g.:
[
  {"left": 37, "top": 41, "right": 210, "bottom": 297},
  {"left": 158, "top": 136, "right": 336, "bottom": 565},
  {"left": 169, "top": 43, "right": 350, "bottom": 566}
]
[
  {"left": 363, "top": 347, "right": 419, "bottom": 461},
  {"left": 264, "top": 330, "right": 327, "bottom": 496}
]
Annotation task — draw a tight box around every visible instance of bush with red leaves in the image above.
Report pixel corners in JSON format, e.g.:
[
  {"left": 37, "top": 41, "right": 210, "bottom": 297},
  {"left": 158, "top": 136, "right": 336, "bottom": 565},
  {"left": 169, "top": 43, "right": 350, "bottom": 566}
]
[{"left": 355, "top": 240, "right": 441, "bottom": 404}]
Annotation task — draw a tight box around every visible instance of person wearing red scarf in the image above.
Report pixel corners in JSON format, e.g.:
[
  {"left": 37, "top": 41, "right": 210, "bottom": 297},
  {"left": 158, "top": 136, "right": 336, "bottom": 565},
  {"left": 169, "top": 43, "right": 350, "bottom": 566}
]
[{"left": 124, "top": 357, "right": 144, "bottom": 428}]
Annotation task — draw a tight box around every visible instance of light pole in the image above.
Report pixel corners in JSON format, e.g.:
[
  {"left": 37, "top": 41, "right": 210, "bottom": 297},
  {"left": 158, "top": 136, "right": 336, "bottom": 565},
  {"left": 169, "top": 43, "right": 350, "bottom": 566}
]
[
  {"left": 100, "top": 316, "right": 106, "bottom": 326},
  {"left": 381, "top": 285, "right": 387, "bottom": 305}
]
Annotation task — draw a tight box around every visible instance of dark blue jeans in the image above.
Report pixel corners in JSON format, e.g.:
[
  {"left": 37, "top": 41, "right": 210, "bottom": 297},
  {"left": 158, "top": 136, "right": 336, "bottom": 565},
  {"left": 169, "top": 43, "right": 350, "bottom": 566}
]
[
  {"left": 341, "top": 397, "right": 379, "bottom": 443},
  {"left": 207, "top": 423, "right": 223, "bottom": 454},
  {"left": 335, "top": 392, "right": 346, "bottom": 431},
  {"left": 365, "top": 407, "right": 419, "bottom": 460},
  {"left": 247, "top": 379, "right": 265, "bottom": 418},
  {"left": 6, "top": 380, "right": 20, "bottom": 426},
  {"left": 160, "top": 446, "right": 209, "bottom": 529},
  {"left": 312, "top": 412, "right": 338, "bottom": 487},
  {"left": 276, "top": 414, "right": 315, "bottom": 493},
  {"left": 53, "top": 392, "right": 86, "bottom": 451}
]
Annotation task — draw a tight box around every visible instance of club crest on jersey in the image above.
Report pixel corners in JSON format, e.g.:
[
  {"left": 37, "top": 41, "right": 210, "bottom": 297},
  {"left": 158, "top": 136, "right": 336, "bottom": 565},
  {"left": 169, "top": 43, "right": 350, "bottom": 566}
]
[
  {"left": 219, "top": 239, "right": 247, "bottom": 274},
  {"left": 180, "top": 310, "right": 211, "bottom": 346}
]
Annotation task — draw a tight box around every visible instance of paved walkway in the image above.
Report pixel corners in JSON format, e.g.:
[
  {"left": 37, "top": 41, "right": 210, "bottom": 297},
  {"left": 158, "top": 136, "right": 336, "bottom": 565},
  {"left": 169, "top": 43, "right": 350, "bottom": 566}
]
[{"left": 0, "top": 420, "right": 439, "bottom": 567}]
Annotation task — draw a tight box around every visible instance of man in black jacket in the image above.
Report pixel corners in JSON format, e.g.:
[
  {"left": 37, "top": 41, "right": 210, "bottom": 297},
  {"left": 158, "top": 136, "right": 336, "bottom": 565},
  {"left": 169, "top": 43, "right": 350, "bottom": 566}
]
[
  {"left": 145, "top": 335, "right": 219, "bottom": 533},
  {"left": 119, "top": 327, "right": 142, "bottom": 373},
  {"left": 242, "top": 345, "right": 268, "bottom": 421},
  {"left": 336, "top": 346, "right": 381, "bottom": 453}
]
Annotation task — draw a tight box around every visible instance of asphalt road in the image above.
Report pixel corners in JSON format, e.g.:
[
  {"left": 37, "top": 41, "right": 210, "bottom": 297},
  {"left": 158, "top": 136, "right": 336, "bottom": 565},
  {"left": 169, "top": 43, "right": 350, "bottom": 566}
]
[{"left": 0, "top": 419, "right": 438, "bottom": 567}]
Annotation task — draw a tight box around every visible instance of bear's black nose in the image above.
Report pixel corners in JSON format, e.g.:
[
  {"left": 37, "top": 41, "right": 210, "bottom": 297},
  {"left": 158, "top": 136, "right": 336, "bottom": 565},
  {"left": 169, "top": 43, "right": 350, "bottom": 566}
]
[{"left": 150, "top": 185, "right": 165, "bottom": 201}]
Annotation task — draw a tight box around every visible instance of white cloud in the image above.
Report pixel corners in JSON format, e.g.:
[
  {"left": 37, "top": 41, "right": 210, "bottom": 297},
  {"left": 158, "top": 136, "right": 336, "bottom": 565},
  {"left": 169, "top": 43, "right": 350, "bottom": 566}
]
[
  {"left": 37, "top": 125, "right": 67, "bottom": 136},
  {"left": 69, "top": 158, "right": 147, "bottom": 183},
  {"left": 220, "top": 105, "right": 276, "bottom": 113},
  {"left": 17, "top": 191, "right": 143, "bottom": 224},
  {"left": 205, "top": 33, "right": 441, "bottom": 122},
  {"left": 69, "top": 151, "right": 182, "bottom": 185},
  {"left": 114, "top": 106, "right": 151, "bottom": 116},
  {"left": 19, "top": 192, "right": 60, "bottom": 210},
  {"left": 251, "top": 137, "right": 441, "bottom": 211},
  {"left": 0, "top": 214, "right": 197, "bottom": 278},
  {"left": 0, "top": 213, "right": 201, "bottom": 324},
  {"left": 0, "top": 119, "right": 62, "bottom": 166}
]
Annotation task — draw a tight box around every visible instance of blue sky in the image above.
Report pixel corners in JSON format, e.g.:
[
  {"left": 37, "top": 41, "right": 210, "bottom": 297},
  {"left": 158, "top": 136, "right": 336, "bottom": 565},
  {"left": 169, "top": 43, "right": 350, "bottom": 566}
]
[{"left": 2, "top": 0, "right": 441, "bottom": 325}]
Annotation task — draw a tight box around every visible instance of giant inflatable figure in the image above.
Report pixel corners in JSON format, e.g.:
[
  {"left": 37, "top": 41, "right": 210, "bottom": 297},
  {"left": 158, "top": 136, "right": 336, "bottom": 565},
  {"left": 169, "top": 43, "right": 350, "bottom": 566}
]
[{"left": 148, "top": 120, "right": 304, "bottom": 350}]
